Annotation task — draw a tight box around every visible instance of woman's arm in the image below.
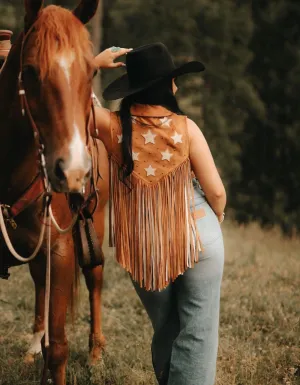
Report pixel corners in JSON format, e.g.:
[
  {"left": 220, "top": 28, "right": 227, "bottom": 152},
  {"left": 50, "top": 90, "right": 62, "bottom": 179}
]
[
  {"left": 90, "top": 106, "right": 111, "bottom": 148},
  {"left": 187, "top": 118, "right": 226, "bottom": 221},
  {"left": 90, "top": 47, "right": 132, "bottom": 148}
]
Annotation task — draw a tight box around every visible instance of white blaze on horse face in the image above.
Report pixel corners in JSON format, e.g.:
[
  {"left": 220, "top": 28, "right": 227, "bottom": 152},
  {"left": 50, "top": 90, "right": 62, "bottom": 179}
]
[
  {"left": 68, "top": 123, "right": 89, "bottom": 171},
  {"left": 57, "top": 51, "right": 75, "bottom": 85}
]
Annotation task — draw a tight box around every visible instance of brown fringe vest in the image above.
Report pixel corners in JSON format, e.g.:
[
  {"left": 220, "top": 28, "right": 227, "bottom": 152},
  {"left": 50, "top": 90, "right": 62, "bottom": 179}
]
[{"left": 108, "top": 104, "right": 201, "bottom": 291}]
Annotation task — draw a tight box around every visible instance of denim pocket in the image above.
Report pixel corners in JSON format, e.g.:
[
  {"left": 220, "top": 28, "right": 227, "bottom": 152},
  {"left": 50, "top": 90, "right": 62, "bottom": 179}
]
[{"left": 192, "top": 201, "right": 222, "bottom": 247}]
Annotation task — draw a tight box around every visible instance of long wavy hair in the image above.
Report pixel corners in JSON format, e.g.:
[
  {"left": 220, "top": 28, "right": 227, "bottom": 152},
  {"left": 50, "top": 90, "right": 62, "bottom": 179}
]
[{"left": 118, "top": 77, "right": 183, "bottom": 185}]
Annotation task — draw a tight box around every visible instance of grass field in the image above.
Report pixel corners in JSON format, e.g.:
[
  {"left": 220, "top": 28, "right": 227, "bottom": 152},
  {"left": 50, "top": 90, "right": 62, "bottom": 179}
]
[{"left": 0, "top": 220, "right": 299, "bottom": 385}]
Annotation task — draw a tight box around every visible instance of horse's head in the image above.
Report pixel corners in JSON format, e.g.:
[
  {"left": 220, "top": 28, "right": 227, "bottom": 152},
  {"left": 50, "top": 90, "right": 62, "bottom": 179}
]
[{"left": 20, "top": 0, "right": 99, "bottom": 193}]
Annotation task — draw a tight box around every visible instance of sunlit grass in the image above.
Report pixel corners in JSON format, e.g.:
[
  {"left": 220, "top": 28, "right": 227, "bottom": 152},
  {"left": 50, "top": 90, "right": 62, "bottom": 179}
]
[{"left": 0, "top": 219, "right": 299, "bottom": 384}]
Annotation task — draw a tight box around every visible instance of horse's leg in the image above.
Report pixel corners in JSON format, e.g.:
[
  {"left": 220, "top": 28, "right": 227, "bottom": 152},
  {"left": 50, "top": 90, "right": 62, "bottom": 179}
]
[
  {"left": 43, "top": 237, "right": 75, "bottom": 385},
  {"left": 24, "top": 260, "right": 45, "bottom": 363},
  {"left": 83, "top": 265, "right": 105, "bottom": 364},
  {"left": 82, "top": 206, "right": 106, "bottom": 364},
  {"left": 82, "top": 141, "right": 108, "bottom": 364}
]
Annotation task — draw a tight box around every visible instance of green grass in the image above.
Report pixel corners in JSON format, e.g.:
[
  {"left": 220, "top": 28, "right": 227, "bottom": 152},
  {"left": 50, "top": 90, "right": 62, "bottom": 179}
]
[{"left": 0, "top": 220, "right": 299, "bottom": 385}]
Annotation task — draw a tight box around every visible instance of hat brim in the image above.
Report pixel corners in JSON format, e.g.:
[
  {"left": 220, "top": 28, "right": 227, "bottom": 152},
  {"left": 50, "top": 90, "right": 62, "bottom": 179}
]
[{"left": 102, "top": 61, "right": 205, "bottom": 101}]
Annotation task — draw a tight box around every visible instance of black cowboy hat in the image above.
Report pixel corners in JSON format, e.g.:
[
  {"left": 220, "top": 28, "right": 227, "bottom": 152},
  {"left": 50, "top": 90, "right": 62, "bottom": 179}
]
[{"left": 102, "top": 42, "right": 205, "bottom": 101}]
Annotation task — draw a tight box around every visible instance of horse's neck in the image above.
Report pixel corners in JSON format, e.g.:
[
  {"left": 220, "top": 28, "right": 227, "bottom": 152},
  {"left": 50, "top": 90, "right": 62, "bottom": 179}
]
[
  {"left": 0, "top": 117, "right": 37, "bottom": 204},
  {"left": 0, "top": 33, "right": 22, "bottom": 120},
  {"left": 0, "top": 34, "right": 39, "bottom": 204}
]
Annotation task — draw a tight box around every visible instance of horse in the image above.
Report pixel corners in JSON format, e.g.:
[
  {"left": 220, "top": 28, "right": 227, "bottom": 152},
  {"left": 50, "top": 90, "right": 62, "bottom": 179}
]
[
  {"left": 0, "top": 1, "right": 109, "bottom": 383},
  {"left": 24, "top": 143, "right": 109, "bottom": 367}
]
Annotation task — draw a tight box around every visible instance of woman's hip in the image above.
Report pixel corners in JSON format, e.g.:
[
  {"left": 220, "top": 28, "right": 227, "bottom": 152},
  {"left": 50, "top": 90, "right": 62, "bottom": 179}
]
[{"left": 191, "top": 182, "right": 223, "bottom": 248}]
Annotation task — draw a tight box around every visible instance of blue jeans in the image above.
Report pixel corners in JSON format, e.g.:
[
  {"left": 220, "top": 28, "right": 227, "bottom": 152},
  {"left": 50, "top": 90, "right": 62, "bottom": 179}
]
[{"left": 132, "top": 183, "right": 224, "bottom": 385}]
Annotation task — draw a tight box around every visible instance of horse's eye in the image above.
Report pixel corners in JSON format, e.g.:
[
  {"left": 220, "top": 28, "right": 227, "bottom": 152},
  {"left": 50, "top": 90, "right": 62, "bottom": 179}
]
[{"left": 22, "top": 65, "right": 39, "bottom": 80}]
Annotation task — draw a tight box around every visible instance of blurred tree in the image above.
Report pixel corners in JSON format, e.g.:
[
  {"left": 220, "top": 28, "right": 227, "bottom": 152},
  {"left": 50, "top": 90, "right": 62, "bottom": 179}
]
[
  {"left": 52, "top": 0, "right": 74, "bottom": 8},
  {"left": 91, "top": 1, "right": 103, "bottom": 98},
  {"left": 0, "top": 1, "right": 24, "bottom": 39},
  {"left": 233, "top": 1, "right": 300, "bottom": 234},
  {"left": 192, "top": 1, "right": 264, "bottom": 192}
]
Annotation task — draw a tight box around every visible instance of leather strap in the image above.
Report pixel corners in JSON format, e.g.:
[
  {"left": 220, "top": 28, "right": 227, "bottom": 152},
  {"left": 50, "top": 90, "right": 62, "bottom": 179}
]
[{"left": 10, "top": 174, "right": 44, "bottom": 218}]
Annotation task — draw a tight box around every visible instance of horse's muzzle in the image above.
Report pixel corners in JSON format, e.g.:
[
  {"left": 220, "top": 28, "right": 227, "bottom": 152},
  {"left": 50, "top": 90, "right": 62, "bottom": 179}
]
[{"left": 50, "top": 155, "right": 91, "bottom": 193}]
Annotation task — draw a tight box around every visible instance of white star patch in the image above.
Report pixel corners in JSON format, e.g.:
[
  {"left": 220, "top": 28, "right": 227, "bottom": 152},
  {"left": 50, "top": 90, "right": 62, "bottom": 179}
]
[
  {"left": 142, "top": 129, "right": 157, "bottom": 144},
  {"left": 161, "top": 149, "right": 173, "bottom": 162},
  {"left": 171, "top": 131, "right": 183, "bottom": 144},
  {"left": 145, "top": 165, "right": 156, "bottom": 177},
  {"left": 117, "top": 134, "right": 123, "bottom": 144},
  {"left": 132, "top": 152, "right": 139, "bottom": 161},
  {"left": 160, "top": 117, "right": 172, "bottom": 128}
]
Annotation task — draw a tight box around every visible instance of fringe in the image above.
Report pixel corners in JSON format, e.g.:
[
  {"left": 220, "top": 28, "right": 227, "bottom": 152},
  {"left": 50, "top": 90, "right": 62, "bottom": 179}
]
[{"left": 109, "top": 156, "right": 201, "bottom": 291}]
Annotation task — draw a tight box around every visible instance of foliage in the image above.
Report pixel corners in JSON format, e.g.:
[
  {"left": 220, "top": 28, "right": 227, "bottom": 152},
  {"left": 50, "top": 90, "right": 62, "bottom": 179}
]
[
  {"left": 2, "top": 0, "right": 300, "bottom": 234},
  {"left": 232, "top": 1, "right": 300, "bottom": 234},
  {"left": 0, "top": 2, "right": 23, "bottom": 37}
]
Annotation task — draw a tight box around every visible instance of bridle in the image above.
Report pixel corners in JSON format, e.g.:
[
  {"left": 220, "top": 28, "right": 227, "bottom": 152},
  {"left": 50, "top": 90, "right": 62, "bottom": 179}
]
[
  {"left": 17, "top": 21, "right": 98, "bottom": 197},
  {"left": 18, "top": 24, "right": 51, "bottom": 194}
]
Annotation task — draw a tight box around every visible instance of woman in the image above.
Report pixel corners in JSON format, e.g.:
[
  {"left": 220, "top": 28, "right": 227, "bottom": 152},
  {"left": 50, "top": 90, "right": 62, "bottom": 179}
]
[{"left": 93, "top": 43, "right": 226, "bottom": 385}]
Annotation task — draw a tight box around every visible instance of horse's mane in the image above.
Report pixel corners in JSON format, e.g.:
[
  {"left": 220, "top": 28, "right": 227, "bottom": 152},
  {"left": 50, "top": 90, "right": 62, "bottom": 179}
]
[{"left": 32, "top": 5, "right": 93, "bottom": 80}]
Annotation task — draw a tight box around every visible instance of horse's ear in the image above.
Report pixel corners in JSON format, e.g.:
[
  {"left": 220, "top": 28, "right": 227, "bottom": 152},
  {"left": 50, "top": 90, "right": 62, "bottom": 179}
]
[
  {"left": 73, "top": 0, "right": 99, "bottom": 25},
  {"left": 24, "top": 0, "right": 44, "bottom": 32}
]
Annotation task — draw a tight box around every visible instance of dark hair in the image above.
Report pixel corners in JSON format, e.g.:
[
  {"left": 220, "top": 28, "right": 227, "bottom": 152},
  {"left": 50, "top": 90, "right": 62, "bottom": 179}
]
[{"left": 119, "top": 77, "right": 183, "bottom": 186}]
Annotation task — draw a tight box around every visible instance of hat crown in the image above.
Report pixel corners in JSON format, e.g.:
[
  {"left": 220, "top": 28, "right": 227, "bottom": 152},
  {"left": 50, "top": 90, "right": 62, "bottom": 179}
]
[
  {"left": 102, "top": 41, "right": 205, "bottom": 101},
  {"left": 126, "top": 43, "right": 176, "bottom": 88}
]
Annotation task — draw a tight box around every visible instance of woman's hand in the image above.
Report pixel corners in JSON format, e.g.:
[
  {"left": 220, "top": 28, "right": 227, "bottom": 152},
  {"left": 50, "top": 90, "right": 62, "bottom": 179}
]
[
  {"left": 218, "top": 213, "right": 225, "bottom": 224},
  {"left": 94, "top": 47, "right": 132, "bottom": 69}
]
